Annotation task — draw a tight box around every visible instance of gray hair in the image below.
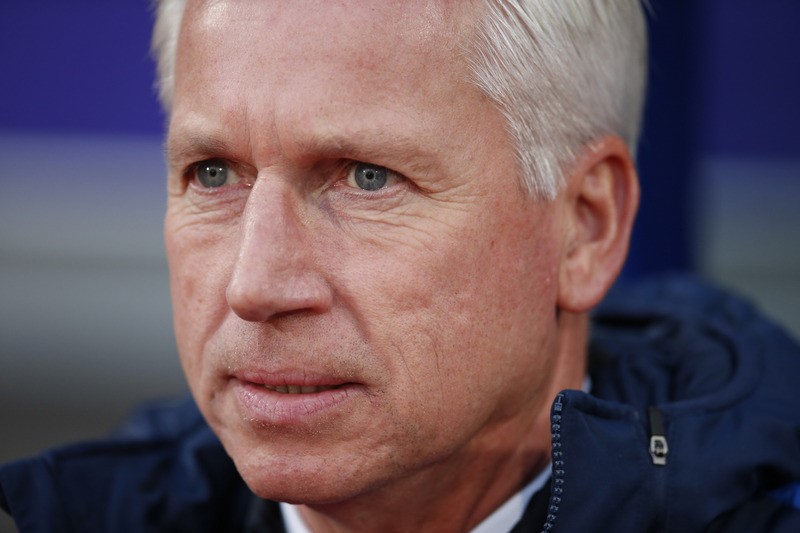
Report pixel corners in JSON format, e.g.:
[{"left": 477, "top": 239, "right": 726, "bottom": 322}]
[
  {"left": 466, "top": 1, "right": 647, "bottom": 199},
  {"left": 151, "top": 0, "right": 186, "bottom": 113},
  {"left": 151, "top": 0, "right": 647, "bottom": 200}
]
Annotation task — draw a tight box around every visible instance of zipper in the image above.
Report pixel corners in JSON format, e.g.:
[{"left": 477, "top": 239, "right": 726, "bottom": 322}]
[
  {"left": 538, "top": 397, "right": 669, "bottom": 531},
  {"left": 648, "top": 406, "right": 668, "bottom": 466},
  {"left": 540, "top": 392, "right": 565, "bottom": 532}
]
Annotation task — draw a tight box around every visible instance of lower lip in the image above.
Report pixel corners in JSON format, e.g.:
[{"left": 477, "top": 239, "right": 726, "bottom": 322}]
[{"left": 232, "top": 380, "right": 359, "bottom": 426}]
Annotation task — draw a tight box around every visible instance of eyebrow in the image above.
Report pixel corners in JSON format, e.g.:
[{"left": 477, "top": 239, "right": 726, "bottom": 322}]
[
  {"left": 294, "top": 131, "right": 441, "bottom": 175},
  {"left": 166, "top": 124, "right": 443, "bottom": 178},
  {"left": 165, "top": 131, "right": 235, "bottom": 169}
]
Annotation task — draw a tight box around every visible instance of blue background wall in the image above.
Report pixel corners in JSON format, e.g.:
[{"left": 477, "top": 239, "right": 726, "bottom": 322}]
[
  {"left": 629, "top": 0, "right": 800, "bottom": 279},
  {"left": 2, "top": 1, "right": 163, "bottom": 136},
  {"left": 1, "top": 4, "right": 798, "bottom": 518}
]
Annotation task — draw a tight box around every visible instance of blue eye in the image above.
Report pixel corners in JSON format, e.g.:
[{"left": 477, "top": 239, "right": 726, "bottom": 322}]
[
  {"left": 195, "top": 159, "right": 229, "bottom": 188},
  {"left": 352, "top": 163, "right": 388, "bottom": 191}
]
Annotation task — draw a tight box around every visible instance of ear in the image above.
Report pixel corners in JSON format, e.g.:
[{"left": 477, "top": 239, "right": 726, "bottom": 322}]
[{"left": 557, "top": 135, "right": 640, "bottom": 312}]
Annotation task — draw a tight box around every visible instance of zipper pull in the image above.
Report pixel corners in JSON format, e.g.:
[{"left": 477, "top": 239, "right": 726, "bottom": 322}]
[{"left": 648, "top": 406, "right": 668, "bottom": 466}]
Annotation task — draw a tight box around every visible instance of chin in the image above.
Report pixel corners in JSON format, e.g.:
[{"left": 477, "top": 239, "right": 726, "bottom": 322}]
[
  {"left": 234, "top": 453, "right": 373, "bottom": 505},
  {"left": 217, "top": 429, "right": 367, "bottom": 505}
]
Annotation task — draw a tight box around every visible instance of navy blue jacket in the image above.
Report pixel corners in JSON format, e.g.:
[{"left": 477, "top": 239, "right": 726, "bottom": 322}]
[{"left": 2, "top": 277, "right": 800, "bottom": 532}]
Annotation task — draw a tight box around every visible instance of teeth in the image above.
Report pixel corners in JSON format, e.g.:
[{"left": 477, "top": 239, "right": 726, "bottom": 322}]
[{"left": 263, "top": 384, "right": 339, "bottom": 394}]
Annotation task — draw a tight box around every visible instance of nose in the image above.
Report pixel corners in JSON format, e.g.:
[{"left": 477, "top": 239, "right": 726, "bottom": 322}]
[{"left": 226, "top": 177, "right": 333, "bottom": 322}]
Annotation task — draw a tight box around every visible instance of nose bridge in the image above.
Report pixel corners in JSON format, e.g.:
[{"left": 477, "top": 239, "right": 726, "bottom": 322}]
[
  {"left": 226, "top": 175, "right": 331, "bottom": 322},
  {"left": 241, "top": 176, "right": 304, "bottom": 270}
]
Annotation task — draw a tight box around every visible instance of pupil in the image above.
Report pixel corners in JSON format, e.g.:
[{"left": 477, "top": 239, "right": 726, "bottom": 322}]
[
  {"left": 354, "top": 163, "right": 388, "bottom": 191},
  {"left": 196, "top": 159, "right": 228, "bottom": 188}
]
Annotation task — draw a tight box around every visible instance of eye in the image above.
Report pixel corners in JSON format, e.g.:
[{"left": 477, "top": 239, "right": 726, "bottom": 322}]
[
  {"left": 192, "top": 158, "right": 241, "bottom": 188},
  {"left": 347, "top": 162, "right": 400, "bottom": 191}
]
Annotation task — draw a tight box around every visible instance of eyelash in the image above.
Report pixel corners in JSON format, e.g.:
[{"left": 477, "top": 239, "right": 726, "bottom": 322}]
[{"left": 182, "top": 158, "right": 407, "bottom": 195}]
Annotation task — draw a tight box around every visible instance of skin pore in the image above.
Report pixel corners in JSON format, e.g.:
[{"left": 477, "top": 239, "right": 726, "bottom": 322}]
[{"left": 163, "top": 1, "right": 638, "bottom": 531}]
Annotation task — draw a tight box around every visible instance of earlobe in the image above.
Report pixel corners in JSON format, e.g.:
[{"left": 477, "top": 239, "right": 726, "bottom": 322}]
[{"left": 557, "top": 136, "right": 640, "bottom": 312}]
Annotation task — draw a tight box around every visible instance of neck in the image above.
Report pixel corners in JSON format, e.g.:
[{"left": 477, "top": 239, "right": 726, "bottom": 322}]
[{"left": 297, "top": 311, "right": 588, "bottom": 533}]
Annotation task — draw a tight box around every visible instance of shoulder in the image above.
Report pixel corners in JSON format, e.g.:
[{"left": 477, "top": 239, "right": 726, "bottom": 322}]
[
  {"left": 594, "top": 274, "right": 793, "bottom": 339},
  {"left": 706, "top": 485, "right": 800, "bottom": 532},
  {"left": 0, "top": 398, "right": 251, "bottom": 533},
  {"left": 587, "top": 275, "right": 800, "bottom": 531},
  {"left": 591, "top": 274, "right": 800, "bottom": 404}
]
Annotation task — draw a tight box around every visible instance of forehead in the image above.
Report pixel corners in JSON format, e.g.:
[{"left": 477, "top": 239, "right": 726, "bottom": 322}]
[
  {"left": 183, "top": 0, "right": 467, "bottom": 44},
  {"left": 171, "top": 0, "right": 487, "bottom": 165},
  {"left": 177, "top": 0, "right": 472, "bottom": 83}
]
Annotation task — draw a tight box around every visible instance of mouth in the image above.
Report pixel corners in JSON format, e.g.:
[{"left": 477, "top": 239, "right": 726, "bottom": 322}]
[
  {"left": 262, "top": 384, "right": 344, "bottom": 394},
  {"left": 229, "top": 371, "right": 362, "bottom": 425}
]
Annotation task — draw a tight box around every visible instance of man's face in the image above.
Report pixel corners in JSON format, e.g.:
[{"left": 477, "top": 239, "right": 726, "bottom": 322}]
[{"left": 166, "top": 0, "right": 567, "bottom": 503}]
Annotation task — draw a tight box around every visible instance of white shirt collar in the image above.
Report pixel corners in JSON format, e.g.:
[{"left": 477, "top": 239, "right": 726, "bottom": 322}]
[
  {"left": 280, "top": 501, "right": 311, "bottom": 533},
  {"left": 468, "top": 463, "right": 550, "bottom": 533}
]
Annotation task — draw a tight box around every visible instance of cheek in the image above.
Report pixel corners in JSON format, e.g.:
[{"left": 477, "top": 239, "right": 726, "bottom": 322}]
[
  {"left": 334, "top": 203, "right": 562, "bottom": 440},
  {"left": 435, "top": 227, "right": 559, "bottom": 403},
  {"left": 165, "top": 211, "right": 238, "bottom": 379}
]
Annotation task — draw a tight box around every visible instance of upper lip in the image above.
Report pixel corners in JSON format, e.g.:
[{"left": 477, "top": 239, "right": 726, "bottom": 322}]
[{"left": 232, "top": 368, "right": 356, "bottom": 388}]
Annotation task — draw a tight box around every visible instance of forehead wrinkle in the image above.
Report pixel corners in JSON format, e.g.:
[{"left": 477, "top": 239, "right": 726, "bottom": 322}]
[{"left": 173, "top": 1, "right": 479, "bottom": 174}]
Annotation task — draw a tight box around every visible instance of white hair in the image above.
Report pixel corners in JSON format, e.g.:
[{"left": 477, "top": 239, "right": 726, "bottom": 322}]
[
  {"left": 466, "top": 1, "right": 647, "bottom": 199},
  {"left": 150, "top": 0, "right": 647, "bottom": 200},
  {"left": 151, "top": 0, "right": 186, "bottom": 112}
]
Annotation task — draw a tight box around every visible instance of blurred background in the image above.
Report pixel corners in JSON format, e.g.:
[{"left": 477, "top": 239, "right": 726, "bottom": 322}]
[{"left": 1, "top": 0, "right": 798, "bottom": 526}]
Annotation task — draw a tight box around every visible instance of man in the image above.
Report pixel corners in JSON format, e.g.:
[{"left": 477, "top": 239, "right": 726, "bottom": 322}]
[{"left": 2, "top": 1, "right": 799, "bottom": 531}]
